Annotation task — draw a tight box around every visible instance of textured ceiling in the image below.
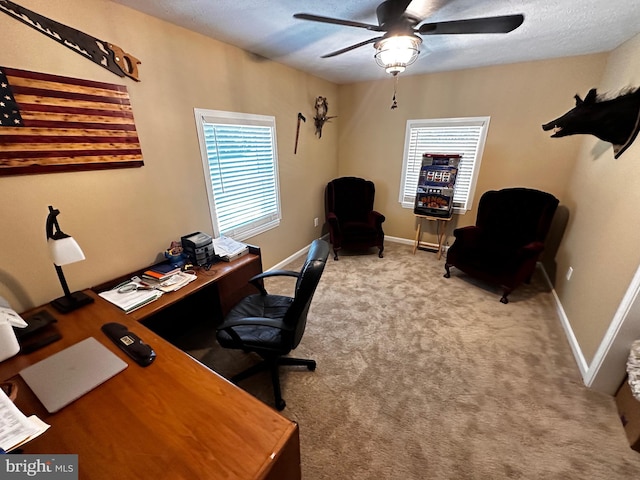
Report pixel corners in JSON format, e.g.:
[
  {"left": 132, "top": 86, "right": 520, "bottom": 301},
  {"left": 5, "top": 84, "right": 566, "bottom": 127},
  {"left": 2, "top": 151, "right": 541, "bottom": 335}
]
[{"left": 110, "top": 0, "right": 640, "bottom": 84}]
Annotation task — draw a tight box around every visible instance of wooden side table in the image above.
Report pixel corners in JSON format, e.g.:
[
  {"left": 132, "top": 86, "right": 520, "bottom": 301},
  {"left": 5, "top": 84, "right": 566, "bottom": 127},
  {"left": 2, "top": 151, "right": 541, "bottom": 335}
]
[{"left": 413, "top": 214, "right": 453, "bottom": 259}]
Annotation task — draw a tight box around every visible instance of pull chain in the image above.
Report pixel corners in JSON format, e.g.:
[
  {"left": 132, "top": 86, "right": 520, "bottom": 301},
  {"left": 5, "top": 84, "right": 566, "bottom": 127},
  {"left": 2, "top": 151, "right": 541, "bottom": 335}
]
[{"left": 391, "top": 74, "right": 399, "bottom": 110}]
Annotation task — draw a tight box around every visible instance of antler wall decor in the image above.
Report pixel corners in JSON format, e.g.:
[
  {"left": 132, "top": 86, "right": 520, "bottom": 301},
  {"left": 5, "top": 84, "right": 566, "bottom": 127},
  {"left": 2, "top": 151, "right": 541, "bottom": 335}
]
[{"left": 314, "top": 96, "right": 337, "bottom": 138}]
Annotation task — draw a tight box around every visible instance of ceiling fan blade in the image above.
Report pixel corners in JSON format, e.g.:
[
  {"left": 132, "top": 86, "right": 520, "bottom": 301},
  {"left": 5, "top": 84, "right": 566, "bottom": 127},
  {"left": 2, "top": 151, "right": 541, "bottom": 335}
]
[
  {"left": 294, "top": 13, "right": 384, "bottom": 32},
  {"left": 376, "top": 0, "right": 415, "bottom": 26},
  {"left": 321, "top": 37, "right": 383, "bottom": 58},
  {"left": 418, "top": 14, "right": 524, "bottom": 35}
]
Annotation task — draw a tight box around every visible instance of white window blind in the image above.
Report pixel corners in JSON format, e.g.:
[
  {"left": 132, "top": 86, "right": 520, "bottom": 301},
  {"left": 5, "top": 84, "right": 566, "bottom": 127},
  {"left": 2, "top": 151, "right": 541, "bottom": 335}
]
[
  {"left": 194, "top": 109, "right": 281, "bottom": 240},
  {"left": 399, "top": 117, "right": 490, "bottom": 213}
]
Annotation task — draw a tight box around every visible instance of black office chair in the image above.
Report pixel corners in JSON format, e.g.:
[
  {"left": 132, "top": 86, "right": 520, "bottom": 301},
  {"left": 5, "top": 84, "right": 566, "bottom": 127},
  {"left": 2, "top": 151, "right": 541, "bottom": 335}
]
[{"left": 216, "top": 239, "right": 329, "bottom": 410}]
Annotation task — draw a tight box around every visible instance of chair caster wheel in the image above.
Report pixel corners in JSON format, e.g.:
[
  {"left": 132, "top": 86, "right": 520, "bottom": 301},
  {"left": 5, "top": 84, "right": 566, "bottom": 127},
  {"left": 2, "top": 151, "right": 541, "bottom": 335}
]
[
  {"left": 276, "top": 399, "right": 286, "bottom": 411},
  {"left": 500, "top": 296, "right": 509, "bottom": 304}
]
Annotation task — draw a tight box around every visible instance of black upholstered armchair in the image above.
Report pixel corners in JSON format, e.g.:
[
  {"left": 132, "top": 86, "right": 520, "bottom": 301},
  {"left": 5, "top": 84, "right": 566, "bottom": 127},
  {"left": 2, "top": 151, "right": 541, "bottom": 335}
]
[
  {"left": 216, "top": 239, "right": 329, "bottom": 410},
  {"left": 444, "top": 188, "right": 559, "bottom": 304},
  {"left": 325, "top": 177, "right": 385, "bottom": 260}
]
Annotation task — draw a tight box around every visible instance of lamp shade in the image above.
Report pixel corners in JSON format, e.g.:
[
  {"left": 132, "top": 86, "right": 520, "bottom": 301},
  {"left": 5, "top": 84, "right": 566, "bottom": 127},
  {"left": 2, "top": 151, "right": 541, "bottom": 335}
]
[
  {"left": 374, "top": 35, "right": 422, "bottom": 75},
  {"left": 48, "top": 237, "right": 85, "bottom": 266}
]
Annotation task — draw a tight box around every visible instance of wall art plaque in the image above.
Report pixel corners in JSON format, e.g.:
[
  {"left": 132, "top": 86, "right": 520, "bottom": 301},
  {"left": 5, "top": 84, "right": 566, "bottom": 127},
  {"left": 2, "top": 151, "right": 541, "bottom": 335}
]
[{"left": 0, "top": 66, "right": 144, "bottom": 176}]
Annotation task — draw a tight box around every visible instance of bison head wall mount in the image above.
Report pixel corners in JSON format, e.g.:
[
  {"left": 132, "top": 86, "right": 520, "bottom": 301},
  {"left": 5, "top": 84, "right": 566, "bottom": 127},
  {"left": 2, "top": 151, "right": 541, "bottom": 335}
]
[{"left": 542, "top": 87, "right": 640, "bottom": 159}]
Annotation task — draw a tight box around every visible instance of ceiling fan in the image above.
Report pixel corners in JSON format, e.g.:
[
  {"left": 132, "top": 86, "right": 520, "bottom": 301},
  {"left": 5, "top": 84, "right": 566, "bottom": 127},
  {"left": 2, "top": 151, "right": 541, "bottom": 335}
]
[{"left": 294, "top": 0, "right": 524, "bottom": 75}]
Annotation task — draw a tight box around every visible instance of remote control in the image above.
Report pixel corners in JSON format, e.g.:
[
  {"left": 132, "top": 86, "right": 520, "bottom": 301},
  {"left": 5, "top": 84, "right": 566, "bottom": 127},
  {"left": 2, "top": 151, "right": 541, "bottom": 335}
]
[{"left": 101, "top": 322, "right": 156, "bottom": 367}]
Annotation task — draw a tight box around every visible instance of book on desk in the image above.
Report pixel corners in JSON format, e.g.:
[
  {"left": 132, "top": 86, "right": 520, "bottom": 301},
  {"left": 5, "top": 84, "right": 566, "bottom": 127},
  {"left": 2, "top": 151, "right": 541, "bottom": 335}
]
[{"left": 142, "top": 262, "right": 183, "bottom": 282}]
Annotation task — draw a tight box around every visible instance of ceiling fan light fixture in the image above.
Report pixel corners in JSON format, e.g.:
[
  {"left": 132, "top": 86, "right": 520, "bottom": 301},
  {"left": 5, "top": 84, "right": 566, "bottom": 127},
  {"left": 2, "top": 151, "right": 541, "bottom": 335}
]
[{"left": 374, "top": 35, "right": 421, "bottom": 75}]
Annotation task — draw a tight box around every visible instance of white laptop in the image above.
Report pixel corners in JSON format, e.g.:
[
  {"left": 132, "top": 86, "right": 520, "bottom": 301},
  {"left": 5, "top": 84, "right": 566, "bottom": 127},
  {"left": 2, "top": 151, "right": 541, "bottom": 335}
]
[{"left": 20, "top": 337, "right": 128, "bottom": 413}]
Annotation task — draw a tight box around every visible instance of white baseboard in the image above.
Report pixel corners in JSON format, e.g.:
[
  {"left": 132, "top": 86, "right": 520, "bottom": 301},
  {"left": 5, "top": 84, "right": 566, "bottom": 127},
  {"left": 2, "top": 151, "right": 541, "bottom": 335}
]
[
  {"left": 538, "top": 266, "right": 590, "bottom": 380},
  {"left": 269, "top": 235, "right": 330, "bottom": 271},
  {"left": 385, "top": 235, "right": 414, "bottom": 246},
  {"left": 272, "top": 235, "right": 412, "bottom": 270}
]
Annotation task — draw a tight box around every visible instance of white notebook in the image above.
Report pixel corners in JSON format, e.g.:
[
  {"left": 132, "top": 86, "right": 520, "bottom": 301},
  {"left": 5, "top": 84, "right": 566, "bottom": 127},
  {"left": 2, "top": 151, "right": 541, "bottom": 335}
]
[{"left": 20, "top": 337, "right": 128, "bottom": 413}]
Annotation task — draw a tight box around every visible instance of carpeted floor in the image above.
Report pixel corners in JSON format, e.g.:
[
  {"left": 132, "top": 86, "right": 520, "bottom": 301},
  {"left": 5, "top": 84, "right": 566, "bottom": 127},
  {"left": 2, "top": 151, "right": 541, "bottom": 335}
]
[{"left": 179, "top": 241, "right": 640, "bottom": 479}]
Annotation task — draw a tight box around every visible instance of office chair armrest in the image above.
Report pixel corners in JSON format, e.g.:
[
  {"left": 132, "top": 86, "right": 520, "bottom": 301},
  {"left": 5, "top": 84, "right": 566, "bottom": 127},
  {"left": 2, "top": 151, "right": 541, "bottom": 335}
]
[
  {"left": 250, "top": 270, "right": 300, "bottom": 282},
  {"left": 248, "top": 270, "right": 300, "bottom": 295}
]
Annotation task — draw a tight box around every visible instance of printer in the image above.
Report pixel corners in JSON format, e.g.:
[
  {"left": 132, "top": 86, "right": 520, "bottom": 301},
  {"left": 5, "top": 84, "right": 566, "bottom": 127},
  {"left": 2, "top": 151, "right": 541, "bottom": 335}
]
[{"left": 181, "top": 232, "right": 215, "bottom": 266}]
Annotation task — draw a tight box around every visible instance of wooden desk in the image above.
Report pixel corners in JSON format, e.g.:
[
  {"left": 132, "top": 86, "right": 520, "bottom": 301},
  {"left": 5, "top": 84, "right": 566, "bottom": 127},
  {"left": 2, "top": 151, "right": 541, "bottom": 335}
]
[
  {"left": 0, "top": 253, "right": 301, "bottom": 480},
  {"left": 413, "top": 214, "right": 453, "bottom": 260},
  {"left": 93, "top": 251, "right": 263, "bottom": 323}
]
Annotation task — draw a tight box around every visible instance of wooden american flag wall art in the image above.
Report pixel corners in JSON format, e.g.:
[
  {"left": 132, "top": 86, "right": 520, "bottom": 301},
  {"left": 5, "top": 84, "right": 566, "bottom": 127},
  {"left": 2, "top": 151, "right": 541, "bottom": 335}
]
[{"left": 0, "top": 66, "right": 143, "bottom": 176}]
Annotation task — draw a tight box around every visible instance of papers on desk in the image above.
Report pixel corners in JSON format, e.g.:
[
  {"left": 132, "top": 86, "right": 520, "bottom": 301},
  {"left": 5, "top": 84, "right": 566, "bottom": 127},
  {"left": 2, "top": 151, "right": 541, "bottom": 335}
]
[
  {"left": 98, "top": 272, "right": 198, "bottom": 312},
  {"left": 213, "top": 236, "right": 249, "bottom": 262},
  {"left": 99, "top": 282, "right": 162, "bottom": 313},
  {"left": 0, "top": 388, "right": 50, "bottom": 452},
  {"left": 139, "top": 271, "right": 197, "bottom": 293}
]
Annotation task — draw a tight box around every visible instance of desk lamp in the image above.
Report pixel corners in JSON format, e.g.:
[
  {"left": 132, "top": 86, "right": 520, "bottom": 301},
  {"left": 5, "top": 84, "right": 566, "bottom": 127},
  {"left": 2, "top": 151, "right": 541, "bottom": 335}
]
[{"left": 46, "top": 205, "right": 94, "bottom": 313}]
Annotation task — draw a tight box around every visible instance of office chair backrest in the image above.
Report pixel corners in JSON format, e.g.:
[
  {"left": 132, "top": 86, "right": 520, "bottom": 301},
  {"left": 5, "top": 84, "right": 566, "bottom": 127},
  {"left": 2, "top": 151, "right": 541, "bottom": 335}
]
[
  {"left": 284, "top": 239, "right": 329, "bottom": 348},
  {"left": 327, "top": 177, "right": 376, "bottom": 222}
]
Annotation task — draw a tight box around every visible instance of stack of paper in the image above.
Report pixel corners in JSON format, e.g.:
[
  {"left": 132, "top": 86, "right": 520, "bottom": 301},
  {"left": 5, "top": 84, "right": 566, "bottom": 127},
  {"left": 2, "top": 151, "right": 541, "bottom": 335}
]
[
  {"left": 0, "top": 388, "right": 50, "bottom": 452},
  {"left": 139, "top": 272, "right": 197, "bottom": 293},
  {"left": 213, "top": 236, "right": 249, "bottom": 261},
  {"left": 98, "top": 285, "right": 162, "bottom": 313}
]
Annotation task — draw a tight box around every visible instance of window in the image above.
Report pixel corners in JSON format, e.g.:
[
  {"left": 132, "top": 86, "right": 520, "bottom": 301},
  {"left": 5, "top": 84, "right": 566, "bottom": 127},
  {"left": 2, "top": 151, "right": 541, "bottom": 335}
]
[
  {"left": 194, "top": 109, "right": 281, "bottom": 240},
  {"left": 398, "top": 117, "right": 490, "bottom": 213}
]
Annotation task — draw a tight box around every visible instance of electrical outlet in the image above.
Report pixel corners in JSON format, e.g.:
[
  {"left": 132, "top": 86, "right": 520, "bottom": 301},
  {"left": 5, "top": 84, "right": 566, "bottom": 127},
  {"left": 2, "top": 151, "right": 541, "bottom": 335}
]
[
  {"left": 314, "top": 217, "right": 319, "bottom": 227},
  {"left": 566, "top": 266, "right": 574, "bottom": 281}
]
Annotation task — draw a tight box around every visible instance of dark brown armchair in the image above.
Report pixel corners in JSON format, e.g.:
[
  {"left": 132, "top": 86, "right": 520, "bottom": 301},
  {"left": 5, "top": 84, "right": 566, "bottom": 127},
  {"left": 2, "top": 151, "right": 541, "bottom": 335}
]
[
  {"left": 325, "top": 177, "right": 385, "bottom": 260},
  {"left": 444, "top": 188, "right": 559, "bottom": 304}
]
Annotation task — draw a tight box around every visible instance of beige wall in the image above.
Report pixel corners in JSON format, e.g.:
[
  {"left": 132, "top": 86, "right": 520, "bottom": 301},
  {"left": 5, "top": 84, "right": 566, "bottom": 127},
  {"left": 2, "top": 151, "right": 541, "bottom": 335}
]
[
  {"left": 555, "top": 33, "right": 640, "bottom": 365},
  {"left": 0, "top": 0, "right": 338, "bottom": 312},
  {"left": 337, "top": 55, "right": 607, "bottom": 243}
]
